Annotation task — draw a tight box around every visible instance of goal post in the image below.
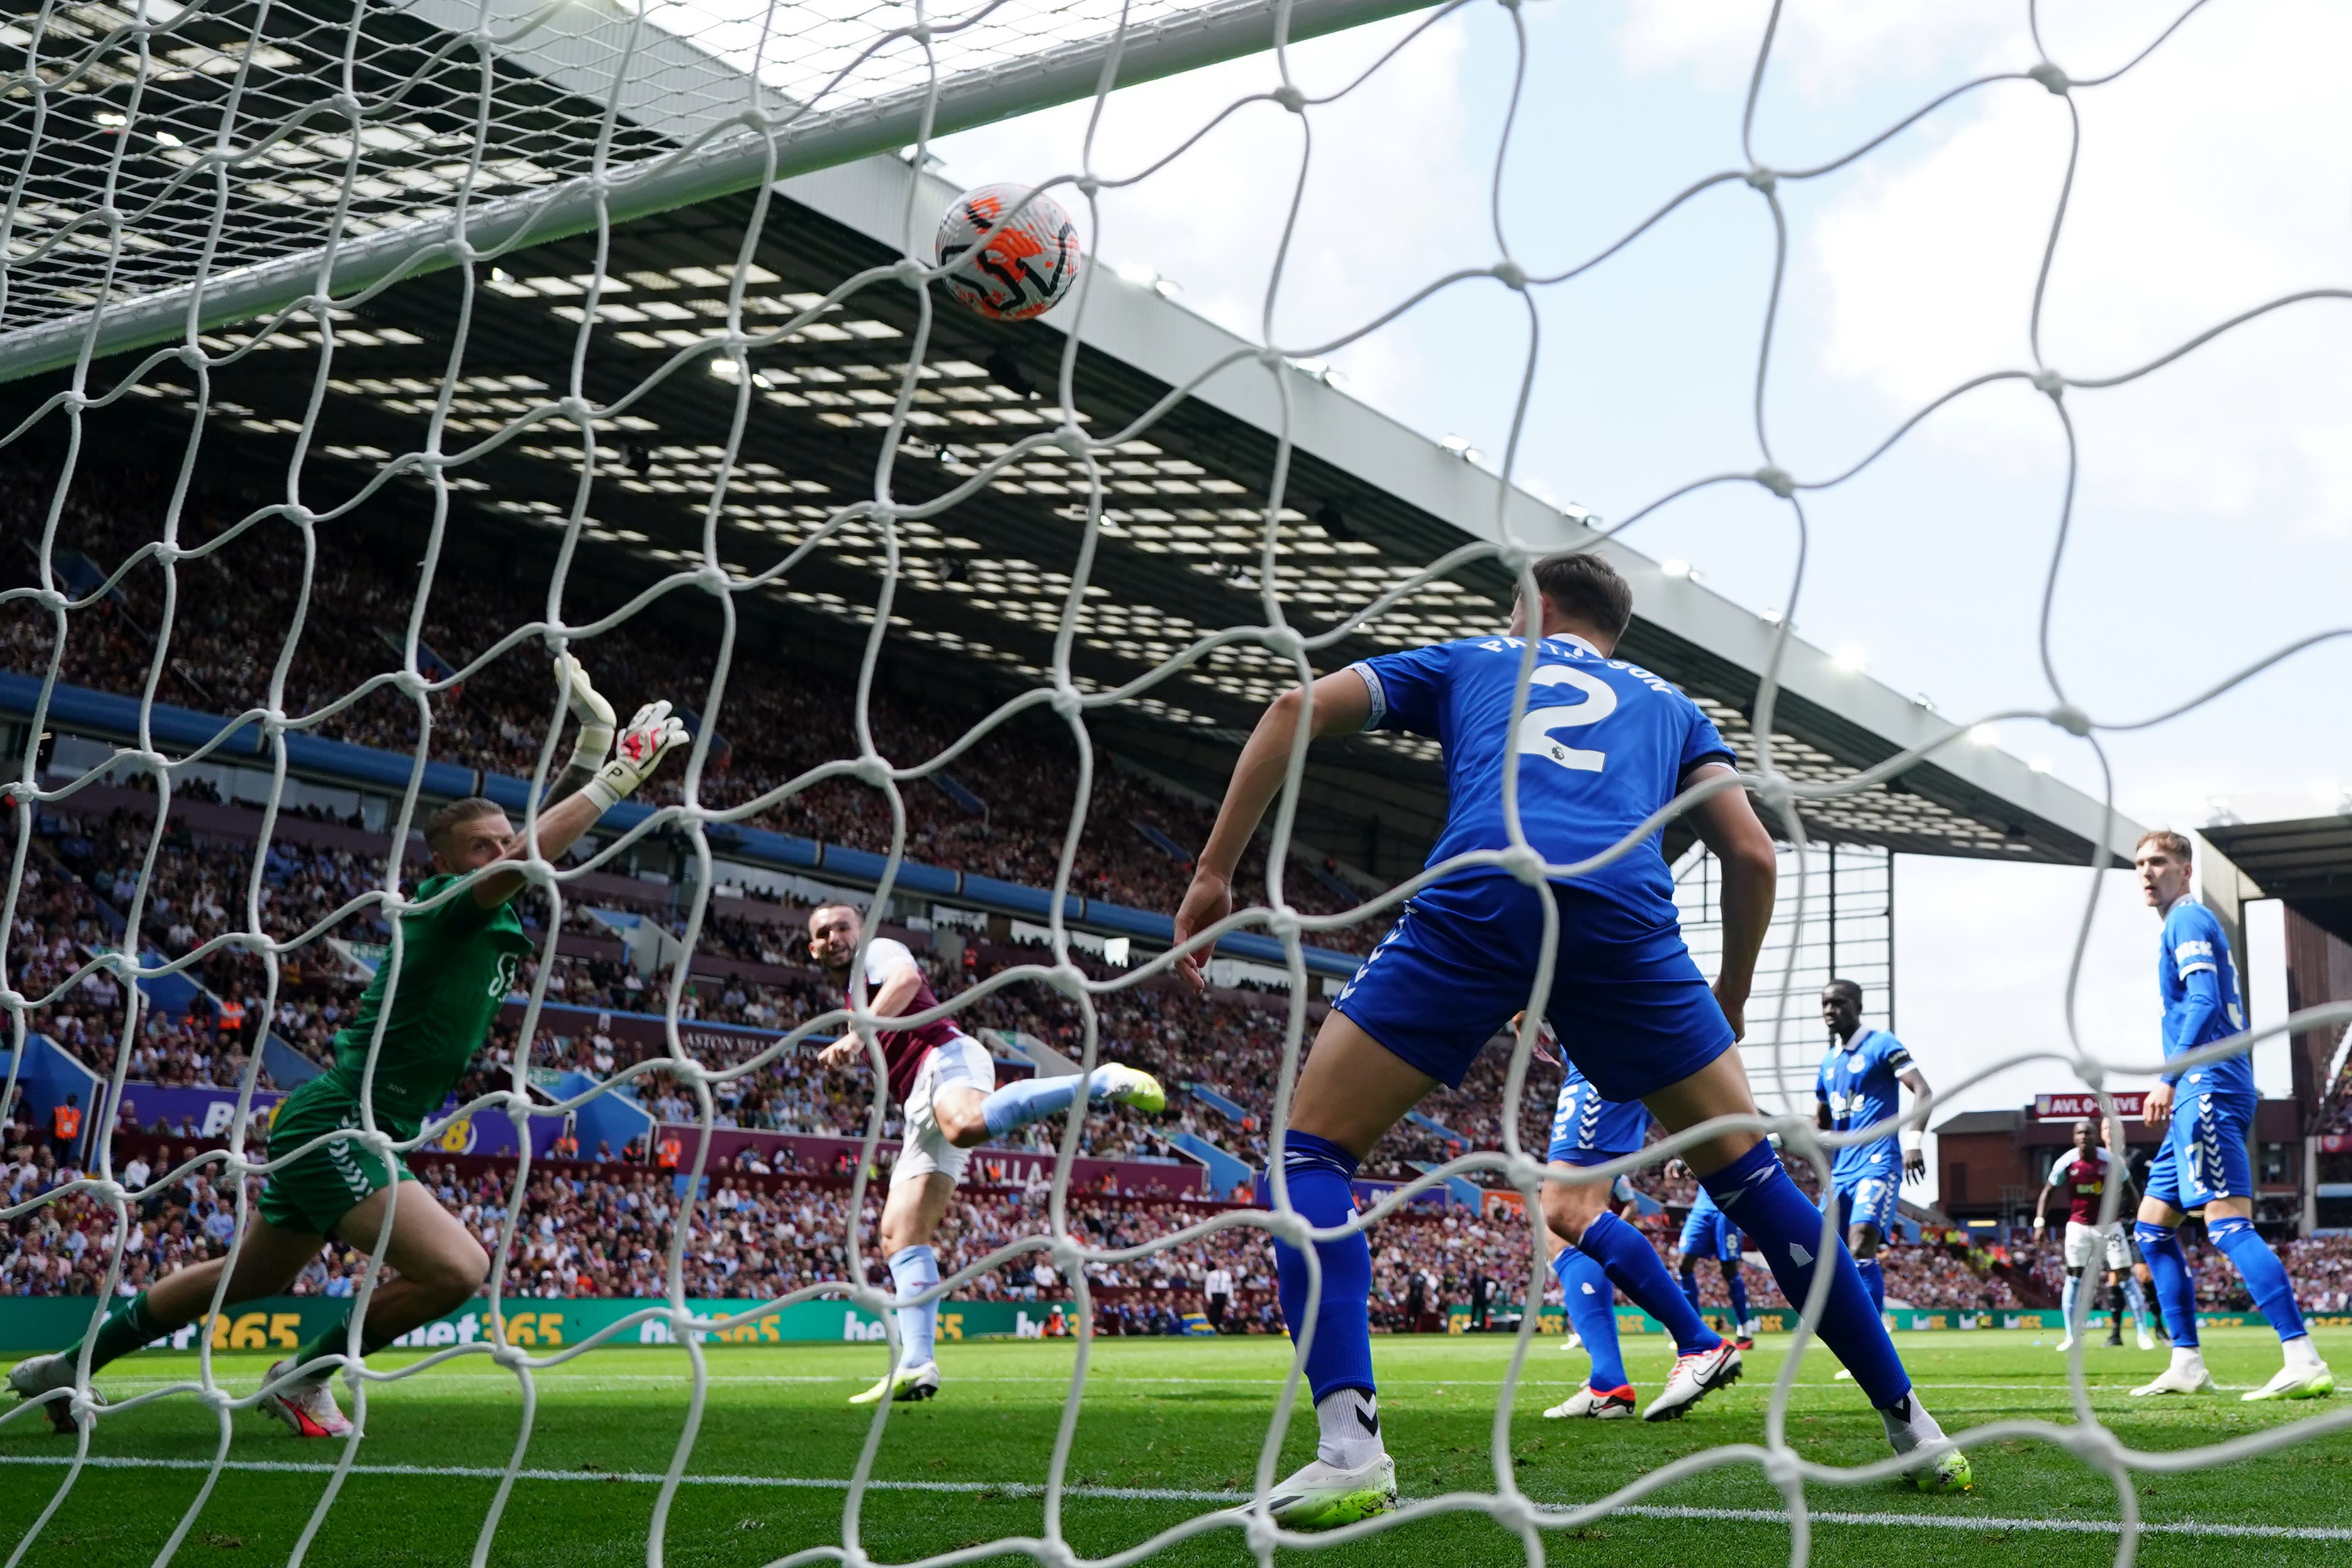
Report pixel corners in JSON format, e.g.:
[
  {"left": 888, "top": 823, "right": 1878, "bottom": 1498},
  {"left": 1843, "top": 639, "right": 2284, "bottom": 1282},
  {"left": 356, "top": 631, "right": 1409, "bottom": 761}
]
[{"left": 0, "top": 0, "right": 1443, "bottom": 386}]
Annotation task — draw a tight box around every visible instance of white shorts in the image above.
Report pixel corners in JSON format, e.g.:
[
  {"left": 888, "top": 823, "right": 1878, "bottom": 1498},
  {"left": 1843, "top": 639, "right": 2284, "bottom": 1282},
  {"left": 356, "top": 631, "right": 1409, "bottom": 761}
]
[
  {"left": 891, "top": 1034, "right": 995, "bottom": 1189},
  {"left": 2064, "top": 1219, "right": 2130, "bottom": 1272}
]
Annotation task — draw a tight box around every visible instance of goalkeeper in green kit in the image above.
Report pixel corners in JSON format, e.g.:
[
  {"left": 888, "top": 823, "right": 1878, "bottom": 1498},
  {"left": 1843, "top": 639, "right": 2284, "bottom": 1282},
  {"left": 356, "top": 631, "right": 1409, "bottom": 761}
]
[{"left": 9, "top": 658, "right": 686, "bottom": 1436}]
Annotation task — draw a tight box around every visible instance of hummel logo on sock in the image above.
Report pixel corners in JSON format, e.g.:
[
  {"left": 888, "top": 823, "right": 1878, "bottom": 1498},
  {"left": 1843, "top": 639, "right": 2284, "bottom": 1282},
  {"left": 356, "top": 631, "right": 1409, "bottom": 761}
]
[
  {"left": 1357, "top": 1405, "right": 1379, "bottom": 1437},
  {"left": 1790, "top": 1243, "right": 1813, "bottom": 1267}
]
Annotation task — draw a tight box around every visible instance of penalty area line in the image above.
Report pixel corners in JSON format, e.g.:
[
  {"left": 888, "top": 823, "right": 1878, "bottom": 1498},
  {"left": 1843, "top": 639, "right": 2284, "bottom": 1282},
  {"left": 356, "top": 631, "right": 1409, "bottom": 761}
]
[{"left": 1, "top": 1456, "right": 2349, "bottom": 1539}]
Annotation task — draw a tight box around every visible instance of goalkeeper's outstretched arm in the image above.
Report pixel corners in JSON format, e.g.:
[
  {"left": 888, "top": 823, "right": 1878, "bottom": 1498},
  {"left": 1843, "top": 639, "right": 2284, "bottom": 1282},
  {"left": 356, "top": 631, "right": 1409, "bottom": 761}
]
[
  {"left": 471, "top": 689, "right": 688, "bottom": 907},
  {"left": 546, "top": 652, "right": 618, "bottom": 804}
]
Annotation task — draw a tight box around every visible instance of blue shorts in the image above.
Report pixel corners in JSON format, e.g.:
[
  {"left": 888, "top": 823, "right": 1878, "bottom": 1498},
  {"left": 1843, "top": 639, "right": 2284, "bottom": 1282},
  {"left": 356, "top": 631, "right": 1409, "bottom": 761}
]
[
  {"left": 1678, "top": 1207, "right": 1742, "bottom": 1263},
  {"left": 1823, "top": 1153, "right": 1900, "bottom": 1238},
  {"left": 1333, "top": 873, "right": 1736, "bottom": 1104},
  {"left": 2145, "top": 1090, "right": 2256, "bottom": 1211},
  {"left": 1545, "top": 1072, "right": 1652, "bottom": 1166}
]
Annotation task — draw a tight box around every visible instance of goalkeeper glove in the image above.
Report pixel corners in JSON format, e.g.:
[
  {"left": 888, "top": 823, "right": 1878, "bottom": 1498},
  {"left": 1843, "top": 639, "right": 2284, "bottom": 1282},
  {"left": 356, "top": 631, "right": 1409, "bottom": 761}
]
[
  {"left": 554, "top": 652, "right": 617, "bottom": 774},
  {"left": 579, "top": 700, "right": 688, "bottom": 812}
]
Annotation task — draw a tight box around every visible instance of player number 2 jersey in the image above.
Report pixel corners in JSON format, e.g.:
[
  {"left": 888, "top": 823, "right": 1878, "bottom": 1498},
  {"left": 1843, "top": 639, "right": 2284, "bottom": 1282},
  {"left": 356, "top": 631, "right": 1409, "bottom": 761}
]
[
  {"left": 2158, "top": 895, "right": 2252, "bottom": 1099},
  {"left": 1350, "top": 634, "right": 1734, "bottom": 926},
  {"left": 1815, "top": 1028, "right": 1913, "bottom": 1180}
]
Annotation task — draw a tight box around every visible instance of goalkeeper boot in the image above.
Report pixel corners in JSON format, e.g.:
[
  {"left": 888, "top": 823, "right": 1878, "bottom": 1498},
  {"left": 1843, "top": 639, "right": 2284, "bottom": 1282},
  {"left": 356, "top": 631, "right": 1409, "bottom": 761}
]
[
  {"left": 2137, "top": 1324, "right": 2158, "bottom": 1351},
  {"left": 1097, "top": 1064, "right": 1165, "bottom": 1115},
  {"left": 7, "top": 1353, "right": 98, "bottom": 1435},
  {"left": 260, "top": 1360, "right": 353, "bottom": 1438},
  {"left": 2131, "top": 1348, "right": 2215, "bottom": 1397},
  {"left": 1543, "top": 1384, "right": 1635, "bottom": 1420},
  {"left": 1642, "top": 1341, "right": 1741, "bottom": 1422},
  {"left": 849, "top": 1360, "right": 941, "bottom": 1406},
  {"left": 1262, "top": 1453, "right": 1397, "bottom": 1531}
]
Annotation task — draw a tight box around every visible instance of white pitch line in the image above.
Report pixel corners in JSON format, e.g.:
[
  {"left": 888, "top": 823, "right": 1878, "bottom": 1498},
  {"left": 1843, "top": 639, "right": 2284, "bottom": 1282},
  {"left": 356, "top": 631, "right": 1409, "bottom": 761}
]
[
  {"left": 71, "top": 1372, "right": 2238, "bottom": 1393},
  {"left": 2, "top": 1455, "right": 2348, "bottom": 1541},
  {"left": 1595, "top": 1504, "right": 2352, "bottom": 1543}
]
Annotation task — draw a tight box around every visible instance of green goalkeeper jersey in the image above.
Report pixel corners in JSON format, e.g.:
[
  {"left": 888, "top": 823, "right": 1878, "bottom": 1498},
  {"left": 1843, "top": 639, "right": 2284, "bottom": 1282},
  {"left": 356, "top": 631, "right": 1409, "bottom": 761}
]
[{"left": 325, "top": 870, "right": 534, "bottom": 1127}]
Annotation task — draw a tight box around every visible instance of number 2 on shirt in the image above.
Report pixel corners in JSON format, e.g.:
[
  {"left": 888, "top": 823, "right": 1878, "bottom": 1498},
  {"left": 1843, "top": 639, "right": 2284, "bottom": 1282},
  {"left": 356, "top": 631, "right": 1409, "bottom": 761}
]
[{"left": 1515, "top": 664, "right": 1616, "bottom": 772}]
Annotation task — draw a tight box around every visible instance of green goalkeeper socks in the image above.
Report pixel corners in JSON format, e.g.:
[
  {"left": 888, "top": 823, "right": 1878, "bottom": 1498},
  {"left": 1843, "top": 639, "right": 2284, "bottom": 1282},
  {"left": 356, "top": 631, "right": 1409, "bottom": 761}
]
[
  {"left": 70, "top": 1291, "right": 167, "bottom": 1374},
  {"left": 290, "top": 1309, "right": 401, "bottom": 1382}
]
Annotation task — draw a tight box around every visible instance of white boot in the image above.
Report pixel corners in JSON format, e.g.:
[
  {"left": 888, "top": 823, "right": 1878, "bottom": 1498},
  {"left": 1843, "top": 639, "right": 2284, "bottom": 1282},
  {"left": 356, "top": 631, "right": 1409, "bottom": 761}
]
[{"left": 2131, "top": 1347, "right": 2215, "bottom": 1396}]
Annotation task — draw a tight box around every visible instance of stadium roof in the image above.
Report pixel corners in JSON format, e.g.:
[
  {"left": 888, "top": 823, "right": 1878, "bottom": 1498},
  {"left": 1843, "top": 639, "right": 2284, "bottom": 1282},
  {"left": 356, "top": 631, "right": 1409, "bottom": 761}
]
[
  {"left": 0, "top": 0, "right": 2139, "bottom": 884},
  {"left": 2202, "top": 815, "right": 2352, "bottom": 946}
]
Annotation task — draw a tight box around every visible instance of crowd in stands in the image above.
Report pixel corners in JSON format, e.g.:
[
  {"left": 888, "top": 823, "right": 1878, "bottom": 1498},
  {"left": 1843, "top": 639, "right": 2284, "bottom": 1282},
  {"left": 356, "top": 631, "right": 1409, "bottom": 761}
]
[
  {"left": 5, "top": 1084, "right": 2039, "bottom": 1339},
  {"left": 1, "top": 463, "right": 2049, "bottom": 1334},
  {"left": 13, "top": 791, "right": 1543, "bottom": 1177},
  {"left": 0, "top": 462, "right": 1385, "bottom": 951},
  {"left": 2014, "top": 1224, "right": 2352, "bottom": 1316}
]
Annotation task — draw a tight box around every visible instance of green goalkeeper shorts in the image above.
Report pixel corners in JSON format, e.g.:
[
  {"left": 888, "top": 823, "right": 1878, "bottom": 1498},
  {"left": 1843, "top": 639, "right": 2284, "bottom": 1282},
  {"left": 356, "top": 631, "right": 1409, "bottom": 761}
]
[{"left": 255, "top": 1075, "right": 416, "bottom": 1238}]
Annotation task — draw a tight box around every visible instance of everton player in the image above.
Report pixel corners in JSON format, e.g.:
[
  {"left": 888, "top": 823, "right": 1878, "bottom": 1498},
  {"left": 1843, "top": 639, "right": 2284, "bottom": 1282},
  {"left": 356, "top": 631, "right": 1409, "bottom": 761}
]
[
  {"left": 1172, "top": 551, "right": 1971, "bottom": 1528},
  {"left": 2125, "top": 831, "right": 2330, "bottom": 1401},
  {"left": 1536, "top": 1030, "right": 1744, "bottom": 1422},
  {"left": 808, "top": 902, "right": 1163, "bottom": 1404},
  {"left": 1816, "top": 980, "right": 1932, "bottom": 1319},
  {"left": 1672, "top": 1166, "right": 1754, "bottom": 1347}
]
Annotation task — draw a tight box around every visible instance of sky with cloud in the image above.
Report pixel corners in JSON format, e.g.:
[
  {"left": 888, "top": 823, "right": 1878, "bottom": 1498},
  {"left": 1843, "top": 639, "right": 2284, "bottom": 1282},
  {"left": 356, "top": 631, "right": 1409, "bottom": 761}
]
[{"left": 926, "top": 0, "right": 2351, "bottom": 1168}]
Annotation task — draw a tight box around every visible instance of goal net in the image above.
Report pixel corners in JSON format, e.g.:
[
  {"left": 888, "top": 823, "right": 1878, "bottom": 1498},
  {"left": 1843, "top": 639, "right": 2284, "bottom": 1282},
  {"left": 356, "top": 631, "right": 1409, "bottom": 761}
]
[{"left": 4, "top": 0, "right": 2349, "bottom": 1562}]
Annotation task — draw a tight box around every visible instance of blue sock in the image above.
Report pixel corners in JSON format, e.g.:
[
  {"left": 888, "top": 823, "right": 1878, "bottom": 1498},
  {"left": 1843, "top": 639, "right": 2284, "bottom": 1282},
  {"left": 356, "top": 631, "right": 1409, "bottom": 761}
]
[
  {"left": 1677, "top": 1261, "right": 1704, "bottom": 1321},
  {"left": 1554, "top": 1247, "right": 1626, "bottom": 1391},
  {"left": 980, "top": 1068, "right": 1128, "bottom": 1138},
  {"left": 1261, "top": 1133, "right": 1375, "bottom": 1403},
  {"left": 1723, "top": 1262, "right": 1750, "bottom": 1329},
  {"left": 2061, "top": 1272, "right": 2081, "bottom": 1335},
  {"left": 1577, "top": 1211, "right": 1721, "bottom": 1354},
  {"left": 887, "top": 1245, "right": 939, "bottom": 1367},
  {"left": 2135, "top": 1221, "right": 2198, "bottom": 1348},
  {"left": 2209, "top": 1216, "right": 2309, "bottom": 1343},
  {"left": 1703, "top": 1142, "right": 1909, "bottom": 1407},
  {"left": 1857, "top": 1257, "right": 1886, "bottom": 1316}
]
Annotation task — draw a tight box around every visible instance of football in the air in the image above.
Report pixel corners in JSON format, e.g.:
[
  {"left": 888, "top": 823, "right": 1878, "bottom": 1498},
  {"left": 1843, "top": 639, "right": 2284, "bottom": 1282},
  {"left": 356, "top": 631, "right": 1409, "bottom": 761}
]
[{"left": 934, "top": 183, "right": 1081, "bottom": 322}]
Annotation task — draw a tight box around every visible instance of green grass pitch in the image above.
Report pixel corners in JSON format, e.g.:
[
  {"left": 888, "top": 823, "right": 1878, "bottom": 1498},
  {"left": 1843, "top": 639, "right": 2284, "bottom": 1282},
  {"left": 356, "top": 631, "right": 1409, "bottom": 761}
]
[{"left": 5, "top": 1328, "right": 2349, "bottom": 1567}]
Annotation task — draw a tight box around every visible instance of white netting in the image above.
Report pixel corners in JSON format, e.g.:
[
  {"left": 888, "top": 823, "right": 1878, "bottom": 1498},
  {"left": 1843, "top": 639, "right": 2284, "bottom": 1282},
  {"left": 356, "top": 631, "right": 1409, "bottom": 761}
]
[{"left": 4, "top": 0, "right": 2352, "bottom": 1564}]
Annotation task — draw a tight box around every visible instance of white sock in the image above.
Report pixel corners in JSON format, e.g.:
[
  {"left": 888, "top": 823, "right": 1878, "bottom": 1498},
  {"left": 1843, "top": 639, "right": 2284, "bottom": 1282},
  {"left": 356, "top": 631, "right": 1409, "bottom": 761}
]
[
  {"left": 887, "top": 1245, "right": 939, "bottom": 1369},
  {"left": 2283, "top": 1334, "right": 2322, "bottom": 1371},
  {"left": 1877, "top": 1392, "right": 1945, "bottom": 1455},
  {"left": 2171, "top": 1345, "right": 2206, "bottom": 1375},
  {"left": 1314, "top": 1389, "right": 1384, "bottom": 1469}
]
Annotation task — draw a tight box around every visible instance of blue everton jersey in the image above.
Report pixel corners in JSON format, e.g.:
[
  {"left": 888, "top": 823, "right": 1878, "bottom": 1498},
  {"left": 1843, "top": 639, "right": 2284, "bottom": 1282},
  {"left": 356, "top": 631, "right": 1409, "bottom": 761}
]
[
  {"left": 1351, "top": 634, "right": 1734, "bottom": 922},
  {"left": 1815, "top": 1028, "right": 1913, "bottom": 1179},
  {"left": 2158, "top": 896, "right": 2251, "bottom": 1099}
]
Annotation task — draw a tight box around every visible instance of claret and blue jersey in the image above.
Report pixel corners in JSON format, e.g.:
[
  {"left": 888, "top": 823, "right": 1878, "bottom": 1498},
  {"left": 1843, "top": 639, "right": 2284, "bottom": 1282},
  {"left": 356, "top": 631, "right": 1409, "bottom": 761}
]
[
  {"left": 2158, "top": 895, "right": 2251, "bottom": 1101},
  {"left": 1331, "top": 633, "right": 1740, "bottom": 1105}
]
